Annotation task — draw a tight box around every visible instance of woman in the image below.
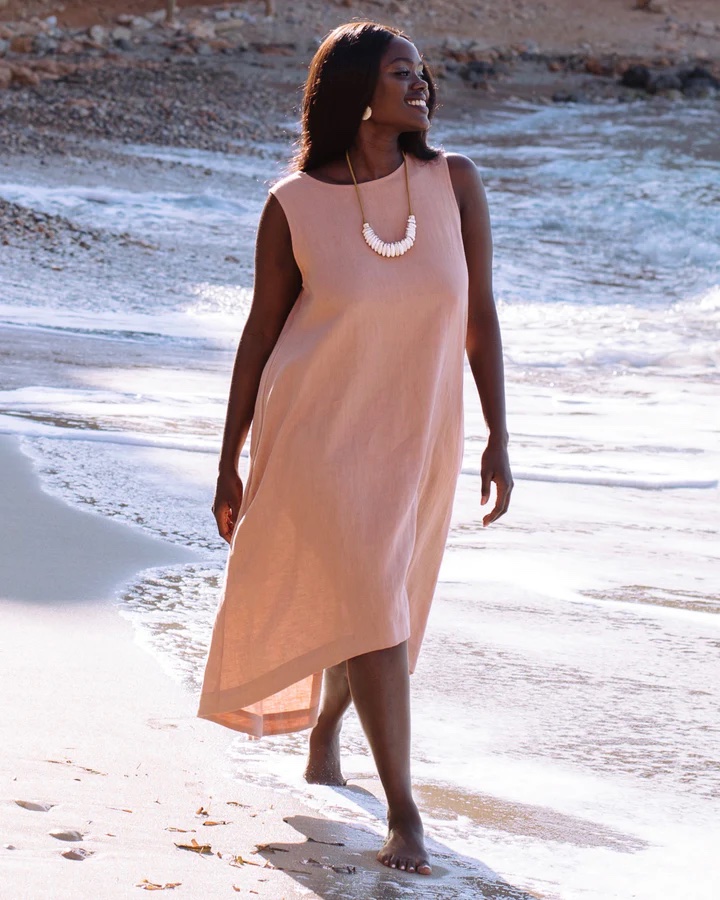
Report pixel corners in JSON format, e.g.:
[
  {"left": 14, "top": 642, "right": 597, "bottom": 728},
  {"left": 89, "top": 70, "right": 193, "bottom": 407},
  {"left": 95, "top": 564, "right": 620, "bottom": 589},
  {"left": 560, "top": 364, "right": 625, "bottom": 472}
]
[{"left": 199, "top": 21, "right": 512, "bottom": 877}]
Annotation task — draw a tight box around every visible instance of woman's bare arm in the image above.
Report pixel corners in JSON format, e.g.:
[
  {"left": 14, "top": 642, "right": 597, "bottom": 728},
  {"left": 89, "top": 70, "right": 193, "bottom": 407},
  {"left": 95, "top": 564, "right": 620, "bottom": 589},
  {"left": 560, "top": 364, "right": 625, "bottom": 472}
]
[
  {"left": 213, "top": 192, "right": 302, "bottom": 542},
  {"left": 447, "top": 152, "right": 513, "bottom": 526}
]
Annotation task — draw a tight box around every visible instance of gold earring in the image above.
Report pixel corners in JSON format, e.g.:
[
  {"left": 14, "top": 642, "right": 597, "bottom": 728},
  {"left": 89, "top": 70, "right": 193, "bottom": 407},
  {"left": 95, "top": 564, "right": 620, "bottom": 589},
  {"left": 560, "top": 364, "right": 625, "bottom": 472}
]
[{"left": 362, "top": 106, "right": 372, "bottom": 121}]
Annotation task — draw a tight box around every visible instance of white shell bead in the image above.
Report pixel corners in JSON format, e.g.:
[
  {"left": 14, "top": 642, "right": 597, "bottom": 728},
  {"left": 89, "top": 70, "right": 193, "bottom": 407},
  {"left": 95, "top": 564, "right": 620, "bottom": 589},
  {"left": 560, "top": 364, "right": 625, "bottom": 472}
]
[{"left": 361, "top": 214, "right": 415, "bottom": 258}]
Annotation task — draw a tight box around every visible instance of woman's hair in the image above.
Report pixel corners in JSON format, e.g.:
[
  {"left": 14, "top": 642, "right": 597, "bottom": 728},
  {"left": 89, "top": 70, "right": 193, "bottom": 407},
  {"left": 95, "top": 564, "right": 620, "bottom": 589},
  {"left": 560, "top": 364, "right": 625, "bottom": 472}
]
[{"left": 289, "top": 21, "right": 440, "bottom": 174}]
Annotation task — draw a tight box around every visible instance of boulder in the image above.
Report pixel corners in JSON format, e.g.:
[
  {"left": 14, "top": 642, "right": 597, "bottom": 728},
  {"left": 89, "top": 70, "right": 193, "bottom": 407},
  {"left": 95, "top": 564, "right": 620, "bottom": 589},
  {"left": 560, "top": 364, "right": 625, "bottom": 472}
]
[
  {"left": 461, "top": 59, "right": 495, "bottom": 79},
  {"left": 130, "top": 17, "right": 154, "bottom": 33},
  {"left": 111, "top": 26, "right": 132, "bottom": 43},
  {"left": 11, "top": 65, "right": 41, "bottom": 86},
  {"left": 620, "top": 63, "right": 651, "bottom": 89},
  {"left": 88, "top": 25, "right": 108, "bottom": 43},
  {"left": 186, "top": 21, "right": 217, "bottom": 40},
  {"left": 10, "top": 35, "right": 34, "bottom": 54},
  {"left": 647, "top": 70, "right": 683, "bottom": 92}
]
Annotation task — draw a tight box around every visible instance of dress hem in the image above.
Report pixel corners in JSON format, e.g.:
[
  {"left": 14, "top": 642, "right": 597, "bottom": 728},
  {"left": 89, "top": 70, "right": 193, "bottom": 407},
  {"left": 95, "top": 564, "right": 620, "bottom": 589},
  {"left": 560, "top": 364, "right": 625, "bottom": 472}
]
[{"left": 197, "top": 628, "right": 412, "bottom": 737}]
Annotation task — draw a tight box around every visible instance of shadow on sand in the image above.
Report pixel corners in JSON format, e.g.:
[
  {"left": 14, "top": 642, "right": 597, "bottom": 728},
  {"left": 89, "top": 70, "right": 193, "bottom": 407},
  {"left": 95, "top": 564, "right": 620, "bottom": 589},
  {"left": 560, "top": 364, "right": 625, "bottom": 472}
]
[{"left": 256, "top": 782, "right": 545, "bottom": 900}]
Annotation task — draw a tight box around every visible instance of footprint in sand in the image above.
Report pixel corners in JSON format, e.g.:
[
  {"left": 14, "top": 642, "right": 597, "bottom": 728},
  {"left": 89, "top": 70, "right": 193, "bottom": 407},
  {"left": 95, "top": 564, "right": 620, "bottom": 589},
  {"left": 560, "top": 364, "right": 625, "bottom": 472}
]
[
  {"left": 49, "top": 829, "right": 85, "bottom": 842},
  {"left": 61, "top": 848, "right": 94, "bottom": 861},
  {"left": 14, "top": 800, "right": 56, "bottom": 812}
]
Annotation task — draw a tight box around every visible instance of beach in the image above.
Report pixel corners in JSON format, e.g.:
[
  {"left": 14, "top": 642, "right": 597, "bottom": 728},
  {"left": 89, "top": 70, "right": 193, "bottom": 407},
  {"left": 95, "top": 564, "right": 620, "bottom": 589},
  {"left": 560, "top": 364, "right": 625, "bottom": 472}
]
[{"left": 2, "top": 2, "right": 720, "bottom": 898}]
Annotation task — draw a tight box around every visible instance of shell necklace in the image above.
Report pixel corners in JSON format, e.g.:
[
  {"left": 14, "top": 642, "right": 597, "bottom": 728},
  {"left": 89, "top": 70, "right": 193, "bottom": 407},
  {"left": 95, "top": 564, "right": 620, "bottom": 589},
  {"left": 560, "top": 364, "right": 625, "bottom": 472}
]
[{"left": 345, "top": 150, "right": 416, "bottom": 258}]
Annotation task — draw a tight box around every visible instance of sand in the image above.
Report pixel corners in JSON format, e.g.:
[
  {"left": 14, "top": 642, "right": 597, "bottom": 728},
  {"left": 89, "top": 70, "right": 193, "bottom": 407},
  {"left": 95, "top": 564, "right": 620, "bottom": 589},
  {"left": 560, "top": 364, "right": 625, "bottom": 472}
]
[{"left": 1, "top": 435, "right": 534, "bottom": 899}]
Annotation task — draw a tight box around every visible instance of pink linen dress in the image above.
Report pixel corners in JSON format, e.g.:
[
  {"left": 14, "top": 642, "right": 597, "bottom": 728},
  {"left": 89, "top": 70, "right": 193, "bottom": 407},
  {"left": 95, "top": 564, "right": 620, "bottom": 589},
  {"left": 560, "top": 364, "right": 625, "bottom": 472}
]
[{"left": 198, "top": 150, "right": 469, "bottom": 737}]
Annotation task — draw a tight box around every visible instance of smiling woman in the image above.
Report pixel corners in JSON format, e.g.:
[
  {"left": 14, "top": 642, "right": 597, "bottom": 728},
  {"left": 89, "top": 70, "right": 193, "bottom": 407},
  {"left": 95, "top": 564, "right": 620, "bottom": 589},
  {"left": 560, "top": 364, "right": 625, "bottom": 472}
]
[{"left": 199, "top": 20, "right": 512, "bottom": 879}]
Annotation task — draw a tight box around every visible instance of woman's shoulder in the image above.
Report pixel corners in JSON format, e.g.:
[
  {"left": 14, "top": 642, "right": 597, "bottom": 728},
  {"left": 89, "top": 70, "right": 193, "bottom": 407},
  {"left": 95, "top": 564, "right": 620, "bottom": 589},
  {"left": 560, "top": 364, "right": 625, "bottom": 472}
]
[
  {"left": 442, "top": 151, "right": 479, "bottom": 180},
  {"left": 268, "top": 169, "right": 304, "bottom": 197}
]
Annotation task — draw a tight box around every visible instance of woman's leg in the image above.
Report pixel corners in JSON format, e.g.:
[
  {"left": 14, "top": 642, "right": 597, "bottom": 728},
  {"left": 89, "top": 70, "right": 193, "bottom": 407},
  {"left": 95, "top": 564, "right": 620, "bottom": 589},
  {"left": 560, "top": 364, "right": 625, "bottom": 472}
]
[
  {"left": 304, "top": 661, "right": 352, "bottom": 785},
  {"left": 346, "top": 640, "right": 431, "bottom": 875}
]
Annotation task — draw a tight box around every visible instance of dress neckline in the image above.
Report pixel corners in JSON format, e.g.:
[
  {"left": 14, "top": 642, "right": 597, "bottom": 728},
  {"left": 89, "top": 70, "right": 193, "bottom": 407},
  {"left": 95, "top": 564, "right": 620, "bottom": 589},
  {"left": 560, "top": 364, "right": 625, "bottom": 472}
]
[{"left": 298, "top": 155, "right": 410, "bottom": 188}]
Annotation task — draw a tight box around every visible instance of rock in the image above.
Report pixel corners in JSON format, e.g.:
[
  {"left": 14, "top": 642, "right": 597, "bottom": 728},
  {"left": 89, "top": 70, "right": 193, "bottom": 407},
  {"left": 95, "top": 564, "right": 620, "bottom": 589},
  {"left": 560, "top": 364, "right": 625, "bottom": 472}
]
[
  {"left": 459, "top": 59, "right": 496, "bottom": 84},
  {"left": 694, "top": 21, "right": 717, "bottom": 38},
  {"left": 214, "top": 20, "right": 248, "bottom": 35},
  {"left": 518, "top": 39, "right": 540, "bottom": 57},
  {"left": 0, "top": 66, "right": 11, "bottom": 89},
  {"left": 214, "top": 10, "right": 232, "bottom": 21},
  {"left": 88, "top": 25, "right": 107, "bottom": 44},
  {"left": 146, "top": 10, "right": 166, "bottom": 25},
  {"left": 620, "top": 63, "right": 652, "bottom": 89},
  {"left": 186, "top": 21, "right": 217, "bottom": 41},
  {"left": 678, "top": 64, "right": 719, "bottom": 89},
  {"left": 636, "top": 0, "right": 671, "bottom": 12},
  {"left": 648, "top": 70, "right": 683, "bottom": 92},
  {"left": 0, "top": 38, "right": 9, "bottom": 55},
  {"left": 44, "top": 15, "right": 57, "bottom": 27},
  {"left": 114, "top": 38, "right": 134, "bottom": 53},
  {"left": 111, "top": 26, "right": 132, "bottom": 43},
  {"left": 10, "top": 35, "right": 34, "bottom": 54},
  {"left": 32, "top": 58, "right": 62, "bottom": 75},
  {"left": 552, "top": 91, "right": 582, "bottom": 103},
  {"left": 57, "top": 39, "right": 84, "bottom": 55},
  {"left": 585, "top": 57, "right": 614, "bottom": 76},
  {"left": 116, "top": 14, "right": 134, "bottom": 26},
  {"left": 11, "top": 66, "right": 41, "bottom": 86},
  {"left": 33, "top": 34, "right": 58, "bottom": 54},
  {"left": 130, "top": 17, "right": 154, "bottom": 33}
]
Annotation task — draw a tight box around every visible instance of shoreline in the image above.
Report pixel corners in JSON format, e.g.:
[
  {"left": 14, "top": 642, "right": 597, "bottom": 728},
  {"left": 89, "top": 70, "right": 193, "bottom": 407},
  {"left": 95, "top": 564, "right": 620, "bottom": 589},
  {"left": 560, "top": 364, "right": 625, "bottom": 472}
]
[{"left": 0, "top": 434, "right": 538, "bottom": 898}]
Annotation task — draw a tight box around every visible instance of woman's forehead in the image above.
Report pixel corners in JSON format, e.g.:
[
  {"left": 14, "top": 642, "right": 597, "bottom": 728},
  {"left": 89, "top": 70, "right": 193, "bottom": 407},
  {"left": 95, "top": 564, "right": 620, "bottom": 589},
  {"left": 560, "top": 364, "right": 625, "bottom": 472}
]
[{"left": 381, "top": 36, "right": 422, "bottom": 65}]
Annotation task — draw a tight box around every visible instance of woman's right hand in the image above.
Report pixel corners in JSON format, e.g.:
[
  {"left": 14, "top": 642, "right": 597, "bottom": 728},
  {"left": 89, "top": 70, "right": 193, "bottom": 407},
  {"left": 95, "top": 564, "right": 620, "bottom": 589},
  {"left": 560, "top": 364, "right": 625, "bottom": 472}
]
[{"left": 212, "top": 468, "right": 244, "bottom": 544}]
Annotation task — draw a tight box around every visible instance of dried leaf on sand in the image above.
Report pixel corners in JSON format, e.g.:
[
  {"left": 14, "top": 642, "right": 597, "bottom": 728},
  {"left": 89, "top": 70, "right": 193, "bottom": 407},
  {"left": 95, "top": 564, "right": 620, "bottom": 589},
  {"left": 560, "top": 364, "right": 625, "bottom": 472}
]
[
  {"left": 229, "top": 854, "right": 262, "bottom": 868},
  {"left": 254, "top": 843, "right": 289, "bottom": 853},
  {"left": 195, "top": 806, "right": 209, "bottom": 817},
  {"left": 303, "top": 857, "right": 356, "bottom": 874},
  {"left": 202, "top": 820, "right": 230, "bottom": 827},
  {"left": 46, "top": 758, "right": 106, "bottom": 775},
  {"left": 136, "top": 879, "right": 182, "bottom": 891},
  {"left": 306, "top": 835, "right": 345, "bottom": 846},
  {"left": 174, "top": 838, "right": 212, "bottom": 855},
  {"left": 165, "top": 827, "right": 194, "bottom": 833}
]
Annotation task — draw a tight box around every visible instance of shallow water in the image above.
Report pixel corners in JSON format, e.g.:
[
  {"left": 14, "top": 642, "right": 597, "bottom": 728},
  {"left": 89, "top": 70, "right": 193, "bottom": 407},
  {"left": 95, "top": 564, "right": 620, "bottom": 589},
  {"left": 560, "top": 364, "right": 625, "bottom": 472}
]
[{"left": 1, "top": 99, "right": 718, "bottom": 899}]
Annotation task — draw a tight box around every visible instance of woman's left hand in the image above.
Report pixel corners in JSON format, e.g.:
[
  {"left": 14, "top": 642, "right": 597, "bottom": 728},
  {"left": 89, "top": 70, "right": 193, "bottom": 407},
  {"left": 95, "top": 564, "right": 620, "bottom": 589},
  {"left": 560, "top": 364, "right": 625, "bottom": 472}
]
[{"left": 480, "top": 441, "right": 513, "bottom": 526}]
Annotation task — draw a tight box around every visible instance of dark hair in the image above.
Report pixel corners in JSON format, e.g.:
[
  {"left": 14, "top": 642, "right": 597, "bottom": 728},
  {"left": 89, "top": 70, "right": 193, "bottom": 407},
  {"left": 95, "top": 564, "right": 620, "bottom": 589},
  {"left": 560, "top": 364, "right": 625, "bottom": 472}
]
[{"left": 289, "top": 21, "right": 440, "bottom": 174}]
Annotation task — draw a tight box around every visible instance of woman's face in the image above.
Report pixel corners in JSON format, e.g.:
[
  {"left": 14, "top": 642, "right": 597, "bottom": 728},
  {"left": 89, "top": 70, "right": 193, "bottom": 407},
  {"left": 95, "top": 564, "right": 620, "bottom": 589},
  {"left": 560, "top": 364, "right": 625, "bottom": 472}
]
[{"left": 367, "top": 36, "right": 430, "bottom": 130}]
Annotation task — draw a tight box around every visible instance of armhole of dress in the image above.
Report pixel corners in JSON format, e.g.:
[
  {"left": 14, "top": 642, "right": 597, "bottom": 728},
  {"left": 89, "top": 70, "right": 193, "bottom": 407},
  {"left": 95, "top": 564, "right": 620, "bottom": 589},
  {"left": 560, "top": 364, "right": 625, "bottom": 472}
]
[
  {"left": 439, "top": 150, "right": 464, "bottom": 233},
  {"left": 267, "top": 182, "right": 304, "bottom": 279}
]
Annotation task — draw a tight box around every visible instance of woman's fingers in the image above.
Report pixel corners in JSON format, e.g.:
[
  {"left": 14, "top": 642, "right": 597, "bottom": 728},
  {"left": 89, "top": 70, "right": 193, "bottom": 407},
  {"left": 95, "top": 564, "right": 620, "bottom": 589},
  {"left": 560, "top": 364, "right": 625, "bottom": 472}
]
[
  {"left": 213, "top": 475, "right": 243, "bottom": 544},
  {"left": 482, "top": 475, "right": 513, "bottom": 527}
]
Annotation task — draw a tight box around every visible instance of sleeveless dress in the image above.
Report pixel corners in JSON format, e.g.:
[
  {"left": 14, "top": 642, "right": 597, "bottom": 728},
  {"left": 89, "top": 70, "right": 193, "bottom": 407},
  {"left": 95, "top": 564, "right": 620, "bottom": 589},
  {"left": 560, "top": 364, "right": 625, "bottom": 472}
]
[{"left": 198, "top": 150, "right": 469, "bottom": 737}]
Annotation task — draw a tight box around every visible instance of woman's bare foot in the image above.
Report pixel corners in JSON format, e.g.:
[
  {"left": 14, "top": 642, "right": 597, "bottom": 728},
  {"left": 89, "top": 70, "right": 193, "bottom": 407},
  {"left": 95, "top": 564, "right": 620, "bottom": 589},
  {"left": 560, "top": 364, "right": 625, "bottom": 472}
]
[
  {"left": 304, "top": 722, "right": 346, "bottom": 785},
  {"left": 377, "top": 803, "right": 431, "bottom": 875},
  {"left": 304, "top": 662, "right": 351, "bottom": 786}
]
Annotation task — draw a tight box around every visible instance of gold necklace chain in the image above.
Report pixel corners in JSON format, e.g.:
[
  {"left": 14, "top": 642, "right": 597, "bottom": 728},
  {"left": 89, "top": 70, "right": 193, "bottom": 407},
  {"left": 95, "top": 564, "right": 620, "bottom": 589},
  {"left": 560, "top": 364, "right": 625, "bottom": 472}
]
[{"left": 345, "top": 150, "right": 416, "bottom": 258}]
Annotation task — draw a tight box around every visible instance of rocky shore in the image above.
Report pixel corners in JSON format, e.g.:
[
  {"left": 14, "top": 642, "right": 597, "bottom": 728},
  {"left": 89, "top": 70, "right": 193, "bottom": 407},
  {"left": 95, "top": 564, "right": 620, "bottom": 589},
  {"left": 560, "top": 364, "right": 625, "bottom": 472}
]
[{"left": 1, "top": 1, "right": 718, "bottom": 249}]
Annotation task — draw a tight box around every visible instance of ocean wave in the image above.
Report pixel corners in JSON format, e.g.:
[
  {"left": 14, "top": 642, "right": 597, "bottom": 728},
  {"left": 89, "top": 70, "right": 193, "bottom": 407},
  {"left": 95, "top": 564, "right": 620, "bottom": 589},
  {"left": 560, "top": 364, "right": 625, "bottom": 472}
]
[{"left": 460, "top": 466, "right": 718, "bottom": 490}]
